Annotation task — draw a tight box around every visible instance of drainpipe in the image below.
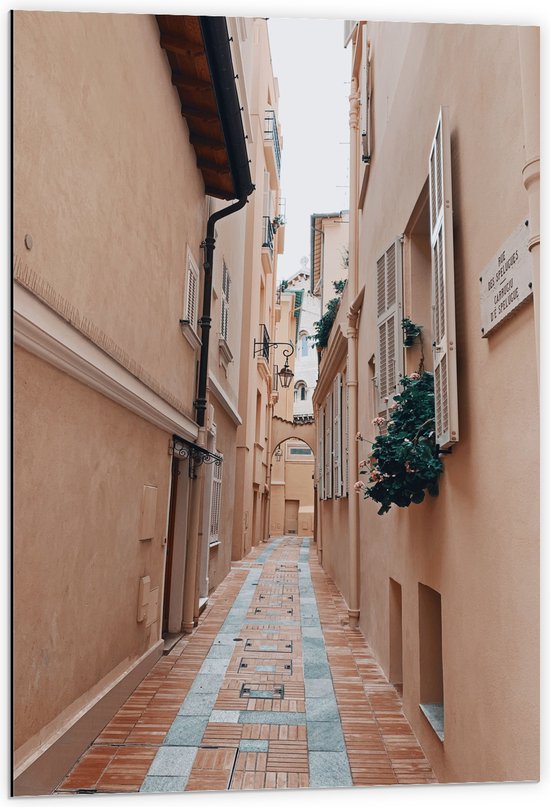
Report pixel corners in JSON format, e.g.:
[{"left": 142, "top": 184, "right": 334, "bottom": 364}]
[
  {"left": 347, "top": 73, "right": 361, "bottom": 629},
  {"left": 517, "top": 26, "right": 540, "bottom": 382},
  {"left": 182, "top": 197, "right": 249, "bottom": 633}
]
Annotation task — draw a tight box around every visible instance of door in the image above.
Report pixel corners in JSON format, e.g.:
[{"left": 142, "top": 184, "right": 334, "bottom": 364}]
[
  {"left": 284, "top": 499, "right": 299, "bottom": 534},
  {"left": 162, "top": 457, "right": 179, "bottom": 636}
]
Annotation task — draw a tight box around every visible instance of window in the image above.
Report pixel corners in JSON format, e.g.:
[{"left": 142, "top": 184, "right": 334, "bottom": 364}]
[
  {"left": 418, "top": 583, "right": 444, "bottom": 741},
  {"left": 184, "top": 248, "right": 200, "bottom": 331},
  {"left": 221, "top": 263, "right": 231, "bottom": 343},
  {"left": 294, "top": 381, "right": 307, "bottom": 402},
  {"left": 333, "top": 373, "right": 343, "bottom": 498},
  {"left": 323, "top": 390, "right": 333, "bottom": 498},
  {"left": 429, "top": 107, "right": 459, "bottom": 449},
  {"left": 300, "top": 332, "right": 309, "bottom": 357},
  {"left": 208, "top": 457, "right": 223, "bottom": 545},
  {"left": 375, "top": 239, "right": 403, "bottom": 413},
  {"left": 288, "top": 446, "right": 312, "bottom": 456},
  {"left": 318, "top": 406, "right": 325, "bottom": 500}
]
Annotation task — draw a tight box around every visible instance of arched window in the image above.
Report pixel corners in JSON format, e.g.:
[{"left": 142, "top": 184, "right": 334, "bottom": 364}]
[
  {"left": 300, "top": 331, "right": 309, "bottom": 357},
  {"left": 294, "top": 381, "right": 307, "bottom": 402}
]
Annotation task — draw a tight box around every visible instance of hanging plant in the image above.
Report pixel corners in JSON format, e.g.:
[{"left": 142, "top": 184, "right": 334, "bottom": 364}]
[
  {"left": 357, "top": 370, "right": 444, "bottom": 515},
  {"left": 310, "top": 280, "right": 346, "bottom": 351},
  {"left": 402, "top": 317, "right": 422, "bottom": 347}
]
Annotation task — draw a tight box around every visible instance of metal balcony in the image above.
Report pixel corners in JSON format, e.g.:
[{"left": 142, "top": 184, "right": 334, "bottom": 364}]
[
  {"left": 257, "top": 324, "right": 270, "bottom": 361},
  {"left": 262, "top": 216, "right": 274, "bottom": 253},
  {"left": 264, "top": 109, "right": 281, "bottom": 178}
]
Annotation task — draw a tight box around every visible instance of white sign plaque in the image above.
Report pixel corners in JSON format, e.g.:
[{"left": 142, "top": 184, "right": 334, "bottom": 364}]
[{"left": 480, "top": 221, "right": 532, "bottom": 337}]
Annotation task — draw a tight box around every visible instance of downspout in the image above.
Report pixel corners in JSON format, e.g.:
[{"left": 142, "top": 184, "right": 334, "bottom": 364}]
[
  {"left": 517, "top": 26, "right": 540, "bottom": 382},
  {"left": 182, "top": 198, "right": 248, "bottom": 633},
  {"left": 347, "top": 72, "right": 361, "bottom": 628}
]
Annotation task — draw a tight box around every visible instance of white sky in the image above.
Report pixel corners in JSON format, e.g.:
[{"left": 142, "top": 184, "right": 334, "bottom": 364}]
[{"left": 267, "top": 17, "right": 351, "bottom": 281}]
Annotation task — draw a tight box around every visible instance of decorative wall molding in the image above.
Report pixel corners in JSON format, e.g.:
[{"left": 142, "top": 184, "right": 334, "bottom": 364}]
[{"left": 13, "top": 282, "right": 199, "bottom": 441}]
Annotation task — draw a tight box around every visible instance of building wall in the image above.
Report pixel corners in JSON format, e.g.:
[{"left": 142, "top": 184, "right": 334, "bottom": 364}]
[
  {"left": 269, "top": 441, "right": 314, "bottom": 536},
  {"left": 232, "top": 18, "right": 284, "bottom": 559},
  {"left": 13, "top": 345, "right": 169, "bottom": 763},
  {"left": 317, "top": 20, "right": 539, "bottom": 784}
]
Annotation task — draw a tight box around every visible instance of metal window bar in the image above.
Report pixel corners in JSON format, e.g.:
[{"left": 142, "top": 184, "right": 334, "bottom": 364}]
[
  {"left": 264, "top": 109, "right": 281, "bottom": 176},
  {"left": 259, "top": 324, "right": 270, "bottom": 361},
  {"left": 262, "top": 216, "right": 274, "bottom": 253}
]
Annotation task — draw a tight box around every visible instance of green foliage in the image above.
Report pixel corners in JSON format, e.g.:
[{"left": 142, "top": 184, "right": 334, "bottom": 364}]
[
  {"left": 278, "top": 279, "right": 289, "bottom": 293},
  {"left": 402, "top": 317, "right": 422, "bottom": 347},
  {"left": 311, "top": 280, "right": 346, "bottom": 350},
  {"left": 360, "top": 371, "right": 443, "bottom": 515}
]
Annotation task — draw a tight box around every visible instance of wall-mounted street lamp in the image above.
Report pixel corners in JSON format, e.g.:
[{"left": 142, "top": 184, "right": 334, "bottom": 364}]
[
  {"left": 253, "top": 330, "right": 295, "bottom": 389},
  {"left": 274, "top": 445, "right": 283, "bottom": 462}
]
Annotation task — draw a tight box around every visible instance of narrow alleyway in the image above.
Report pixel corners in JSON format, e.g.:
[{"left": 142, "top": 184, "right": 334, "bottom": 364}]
[{"left": 56, "top": 537, "right": 436, "bottom": 793}]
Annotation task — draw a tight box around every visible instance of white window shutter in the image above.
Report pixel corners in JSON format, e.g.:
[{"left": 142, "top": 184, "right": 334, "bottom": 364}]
[
  {"left": 343, "top": 366, "right": 350, "bottom": 497},
  {"left": 375, "top": 239, "right": 403, "bottom": 413},
  {"left": 333, "top": 374, "right": 343, "bottom": 498},
  {"left": 221, "top": 265, "right": 230, "bottom": 342},
  {"left": 209, "top": 458, "right": 223, "bottom": 544},
  {"left": 429, "top": 107, "right": 459, "bottom": 449},
  {"left": 324, "top": 391, "right": 333, "bottom": 499},
  {"left": 318, "top": 406, "right": 325, "bottom": 500},
  {"left": 185, "top": 250, "right": 200, "bottom": 331},
  {"left": 360, "top": 25, "right": 371, "bottom": 162}
]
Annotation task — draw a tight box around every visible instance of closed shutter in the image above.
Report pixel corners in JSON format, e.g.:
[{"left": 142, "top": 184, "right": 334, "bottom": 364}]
[
  {"left": 324, "top": 391, "right": 333, "bottom": 499},
  {"left": 333, "top": 374, "right": 343, "bottom": 498},
  {"left": 185, "top": 250, "right": 200, "bottom": 330},
  {"left": 343, "top": 364, "right": 350, "bottom": 497},
  {"left": 360, "top": 25, "right": 371, "bottom": 162},
  {"left": 376, "top": 239, "right": 403, "bottom": 412},
  {"left": 221, "top": 264, "right": 231, "bottom": 342},
  {"left": 318, "top": 406, "right": 325, "bottom": 500},
  {"left": 429, "top": 107, "right": 459, "bottom": 449},
  {"left": 209, "top": 458, "right": 223, "bottom": 544}
]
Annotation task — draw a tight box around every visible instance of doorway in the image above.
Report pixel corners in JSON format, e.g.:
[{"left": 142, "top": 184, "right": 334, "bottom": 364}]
[
  {"left": 162, "top": 458, "right": 190, "bottom": 637},
  {"left": 284, "top": 499, "right": 299, "bottom": 534}
]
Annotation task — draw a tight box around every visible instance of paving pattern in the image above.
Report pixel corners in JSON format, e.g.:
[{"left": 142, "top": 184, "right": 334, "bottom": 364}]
[{"left": 56, "top": 536, "right": 436, "bottom": 793}]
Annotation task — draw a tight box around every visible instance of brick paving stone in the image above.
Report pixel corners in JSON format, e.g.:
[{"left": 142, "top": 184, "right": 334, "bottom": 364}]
[{"left": 55, "top": 536, "right": 436, "bottom": 794}]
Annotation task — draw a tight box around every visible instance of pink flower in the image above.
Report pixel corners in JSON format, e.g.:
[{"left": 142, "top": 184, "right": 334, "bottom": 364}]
[
  {"left": 354, "top": 481, "right": 365, "bottom": 492},
  {"left": 355, "top": 431, "right": 363, "bottom": 441},
  {"left": 409, "top": 372, "right": 421, "bottom": 381},
  {"left": 389, "top": 402, "right": 399, "bottom": 412},
  {"left": 372, "top": 416, "right": 386, "bottom": 427},
  {"left": 359, "top": 460, "right": 368, "bottom": 468},
  {"left": 370, "top": 469, "right": 383, "bottom": 482}
]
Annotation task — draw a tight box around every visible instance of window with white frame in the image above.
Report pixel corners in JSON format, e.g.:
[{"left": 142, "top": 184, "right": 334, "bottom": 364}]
[
  {"left": 294, "top": 381, "right": 307, "bottom": 402},
  {"left": 318, "top": 406, "right": 325, "bottom": 500},
  {"left": 333, "top": 373, "right": 344, "bottom": 498},
  {"left": 208, "top": 457, "right": 223, "bottom": 545},
  {"left": 375, "top": 239, "right": 403, "bottom": 413},
  {"left": 184, "top": 248, "right": 200, "bottom": 332},
  {"left": 221, "top": 263, "right": 231, "bottom": 343},
  {"left": 323, "top": 389, "right": 333, "bottom": 498},
  {"left": 300, "top": 331, "right": 309, "bottom": 357}
]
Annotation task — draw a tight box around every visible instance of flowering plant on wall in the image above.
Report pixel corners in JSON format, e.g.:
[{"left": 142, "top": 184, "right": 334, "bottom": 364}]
[{"left": 358, "top": 371, "right": 443, "bottom": 515}]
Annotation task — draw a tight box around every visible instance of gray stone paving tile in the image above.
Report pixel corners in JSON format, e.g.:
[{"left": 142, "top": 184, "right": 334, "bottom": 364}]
[
  {"left": 200, "top": 658, "right": 231, "bottom": 674},
  {"left": 190, "top": 674, "right": 225, "bottom": 694},
  {"left": 140, "top": 776, "right": 188, "bottom": 793},
  {"left": 164, "top": 715, "right": 209, "bottom": 746},
  {"left": 178, "top": 691, "right": 218, "bottom": 715},
  {"left": 239, "top": 739, "right": 269, "bottom": 752},
  {"left": 303, "top": 636, "right": 325, "bottom": 650},
  {"left": 308, "top": 751, "right": 353, "bottom": 788},
  {"left": 306, "top": 697, "right": 340, "bottom": 722},
  {"left": 304, "top": 679, "right": 335, "bottom": 699},
  {"left": 302, "top": 627, "right": 324, "bottom": 639},
  {"left": 206, "top": 643, "right": 235, "bottom": 659},
  {"left": 238, "top": 711, "right": 306, "bottom": 725},
  {"left": 304, "top": 660, "right": 331, "bottom": 679},
  {"left": 306, "top": 721, "right": 345, "bottom": 751},
  {"left": 148, "top": 746, "right": 198, "bottom": 777},
  {"left": 209, "top": 710, "right": 241, "bottom": 723}
]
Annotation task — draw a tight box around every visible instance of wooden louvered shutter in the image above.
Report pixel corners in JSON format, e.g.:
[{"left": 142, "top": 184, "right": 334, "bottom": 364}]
[
  {"left": 376, "top": 239, "right": 403, "bottom": 413},
  {"left": 318, "top": 406, "right": 325, "bottom": 500},
  {"left": 360, "top": 25, "right": 371, "bottom": 162},
  {"left": 185, "top": 251, "right": 199, "bottom": 330},
  {"left": 333, "top": 374, "right": 343, "bottom": 498},
  {"left": 221, "top": 265, "right": 230, "bottom": 342},
  {"left": 209, "top": 458, "right": 223, "bottom": 544},
  {"left": 343, "top": 365, "right": 350, "bottom": 497},
  {"left": 324, "top": 392, "right": 333, "bottom": 499},
  {"left": 429, "top": 107, "right": 459, "bottom": 449}
]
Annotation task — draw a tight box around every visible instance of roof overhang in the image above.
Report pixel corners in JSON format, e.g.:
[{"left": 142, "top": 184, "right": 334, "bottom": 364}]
[{"left": 156, "top": 15, "right": 254, "bottom": 201}]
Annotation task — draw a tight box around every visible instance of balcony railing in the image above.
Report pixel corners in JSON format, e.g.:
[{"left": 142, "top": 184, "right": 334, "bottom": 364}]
[
  {"left": 264, "top": 109, "right": 281, "bottom": 177},
  {"left": 257, "top": 324, "right": 270, "bottom": 361},
  {"left": 262, "top": 216, "right": 274, "bottom": 254}
]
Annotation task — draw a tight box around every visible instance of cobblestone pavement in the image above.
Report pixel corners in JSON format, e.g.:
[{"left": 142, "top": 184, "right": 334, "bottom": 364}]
[{"left": 56, "top": 536, "right": 436, "bottom": 793}]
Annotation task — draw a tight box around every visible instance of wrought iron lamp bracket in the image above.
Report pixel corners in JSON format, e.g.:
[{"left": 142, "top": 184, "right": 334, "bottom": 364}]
[{"left": 171, "top": 435, "right": 223, "bottom": 479}]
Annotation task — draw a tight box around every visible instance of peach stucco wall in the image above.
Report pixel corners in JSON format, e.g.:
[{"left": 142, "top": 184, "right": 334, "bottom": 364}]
[
  {"left": 319, "top": 20, "right": 539, "bottom": 784},
  {"left": 14, "top": 346, "right": 169, "bottom": 754},
  {"left": 13, "top": 11, "right": 206, "bottom": 422}
]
